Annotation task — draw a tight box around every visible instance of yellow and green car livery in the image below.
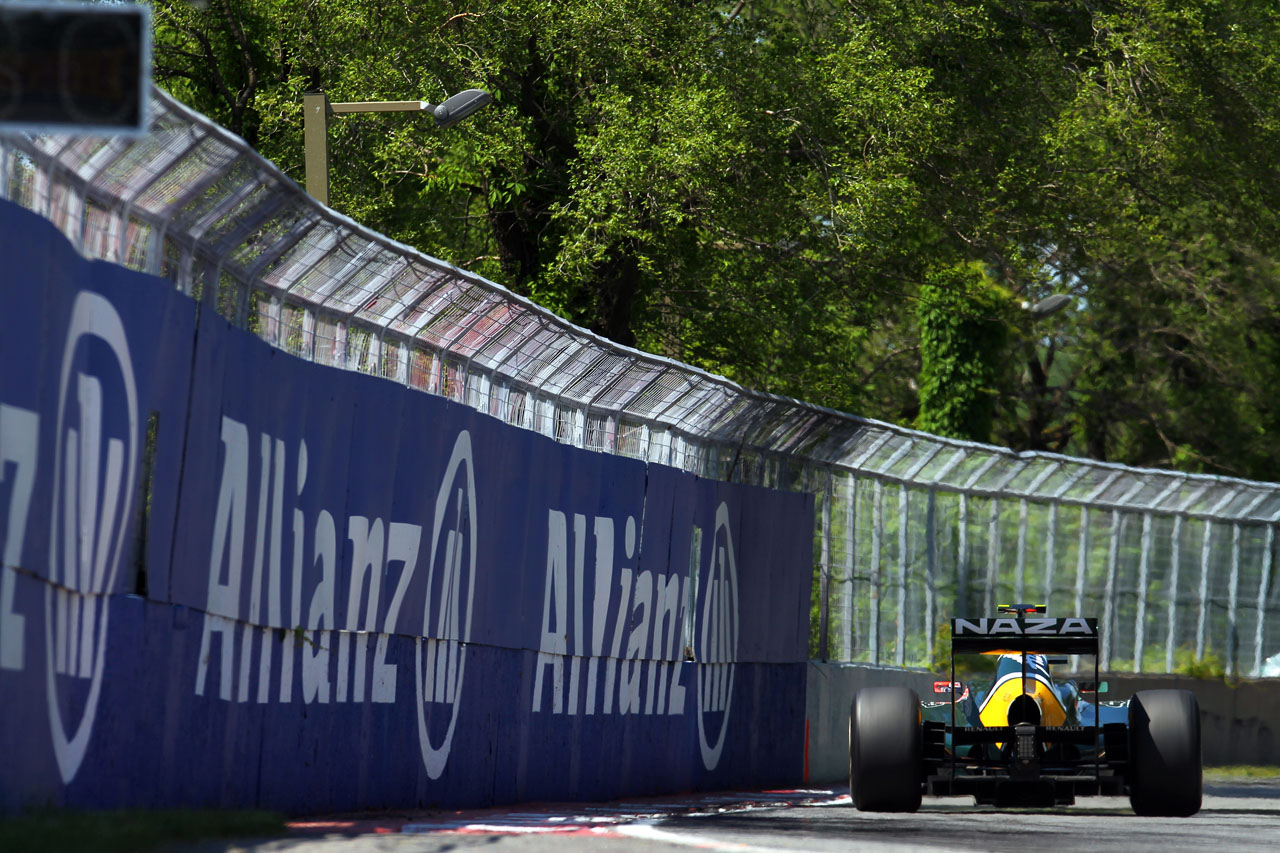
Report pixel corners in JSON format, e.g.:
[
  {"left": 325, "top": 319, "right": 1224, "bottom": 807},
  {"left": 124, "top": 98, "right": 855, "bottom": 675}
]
[{"left": 977, "top": 654, "right": 1069, "bottom": 728}]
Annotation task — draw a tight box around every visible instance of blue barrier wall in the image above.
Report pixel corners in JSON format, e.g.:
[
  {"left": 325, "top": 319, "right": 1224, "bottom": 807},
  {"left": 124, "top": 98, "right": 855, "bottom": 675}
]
[{"left": 0, "top": 199, "right": 813, "bottom": 814}]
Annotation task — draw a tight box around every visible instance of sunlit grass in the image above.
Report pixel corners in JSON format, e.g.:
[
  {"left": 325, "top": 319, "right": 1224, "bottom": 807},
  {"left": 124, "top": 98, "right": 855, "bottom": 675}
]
[{"left": 1204, "top": 765, "right": 1280, "bottom": 780}]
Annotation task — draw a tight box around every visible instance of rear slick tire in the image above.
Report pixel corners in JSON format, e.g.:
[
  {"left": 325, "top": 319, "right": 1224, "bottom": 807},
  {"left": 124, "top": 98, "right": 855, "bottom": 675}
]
[
  {"left": 1128, "top": 689, "right": 1202, "bottom": 817},
  {"left": 849, "top": 686, "right": 922, "bottom": 812}
]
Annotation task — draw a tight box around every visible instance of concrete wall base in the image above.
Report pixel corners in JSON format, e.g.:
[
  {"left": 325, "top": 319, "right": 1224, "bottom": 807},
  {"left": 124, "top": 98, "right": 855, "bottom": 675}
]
[
  {"left": 1095, "top": 673, "right": 1280, "bottom": 767},
  {"left": 804, "top": 662, "right": 937, "bottom": 784}
]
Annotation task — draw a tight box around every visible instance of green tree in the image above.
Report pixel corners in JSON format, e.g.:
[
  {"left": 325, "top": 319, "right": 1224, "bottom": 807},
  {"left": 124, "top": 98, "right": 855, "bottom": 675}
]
[
  {"left": 147, "top": 0, "right": 1280, "bottom": 483},
  {"left": 916, "top": 263, "right": 1013, "bottom": 442},
  {"left": 148, "top": 0, "right": 931, "bottom": 412}
]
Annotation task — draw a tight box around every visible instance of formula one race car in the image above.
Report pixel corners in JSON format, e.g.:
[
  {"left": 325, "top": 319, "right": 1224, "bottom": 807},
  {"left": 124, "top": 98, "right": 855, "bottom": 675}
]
[{"left": 849, "top": 605, "right": 1202, "bottom": 815}]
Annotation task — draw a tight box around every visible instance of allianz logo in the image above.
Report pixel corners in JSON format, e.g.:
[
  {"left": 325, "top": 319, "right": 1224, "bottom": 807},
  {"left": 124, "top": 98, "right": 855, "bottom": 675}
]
[
  {"left": 696, "top": 502, "right": 738, "bottom": 771},
  {"left": 0, "top": 290, "right": 477, "bottom": 781},
  {"left": 531, "top": 500, "right": 739, "bottom": 771},
  {"left": 417, "top": 432, "right": 475, "bottom": 779},
  {"left": 195, "top": 419, "right": 475, "bottom": 779},
  {"left": 0, "top": 292, "right": 139, "bottom": 784},
  {"left": 0, "top": 292, "right": 744, "bottom": 783}
]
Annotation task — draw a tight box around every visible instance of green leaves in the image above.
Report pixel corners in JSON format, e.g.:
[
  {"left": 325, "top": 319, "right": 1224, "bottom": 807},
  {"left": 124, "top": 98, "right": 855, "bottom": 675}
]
[
  {"left": 916, "top": 263, "right": 1014, "bottom": 442},
  {"left": 149, "top": 0, "right": 1280, "bottom": 481}
]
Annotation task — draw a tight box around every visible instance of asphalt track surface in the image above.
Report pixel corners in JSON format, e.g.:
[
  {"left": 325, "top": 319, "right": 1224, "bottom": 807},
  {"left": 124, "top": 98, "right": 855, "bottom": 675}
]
[{"left": 191, "top": 779, "right": 1280, "bottom": 853}]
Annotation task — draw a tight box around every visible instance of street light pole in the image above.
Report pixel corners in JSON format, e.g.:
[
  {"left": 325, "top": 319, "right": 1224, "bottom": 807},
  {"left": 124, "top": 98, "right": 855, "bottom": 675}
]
[
  {"left": 303, "top": 92, "right": 332, "bottom": 204},
  {"left": 302, "top": 88, "right": 493, "bottom": 207}
]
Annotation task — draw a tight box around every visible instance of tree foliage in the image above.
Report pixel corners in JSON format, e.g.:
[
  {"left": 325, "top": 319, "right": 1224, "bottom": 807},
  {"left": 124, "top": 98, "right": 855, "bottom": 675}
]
[
  {"left": 917, "top": 263, "right": 1012, "bottom": 442},
  {"left": 148, "top": 0, "right": 1280, "bottom": 482}
]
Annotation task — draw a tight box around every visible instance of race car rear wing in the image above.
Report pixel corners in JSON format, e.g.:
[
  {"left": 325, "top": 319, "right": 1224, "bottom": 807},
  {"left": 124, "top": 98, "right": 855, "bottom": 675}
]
[
  {"left": 950, "top": 616, "right": 1099, "bottom": 655},
  {"left": 943, "top": 606, "right": 1104, "bottom": 787}
]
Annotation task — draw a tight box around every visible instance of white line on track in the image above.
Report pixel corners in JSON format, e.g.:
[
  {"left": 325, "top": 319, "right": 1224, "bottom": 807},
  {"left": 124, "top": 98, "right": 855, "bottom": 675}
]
[
  {"left": 618, "top": 819, "right": 956, "bottom": 853},
  {"left": 617, "top": 821, "right": 798, "bottom": 852}
]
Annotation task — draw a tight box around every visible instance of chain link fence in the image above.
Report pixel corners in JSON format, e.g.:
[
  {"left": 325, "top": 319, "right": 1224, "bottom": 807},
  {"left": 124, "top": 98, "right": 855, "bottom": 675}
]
[
  {"left": 4, "top": 89, "right": 1279, "bottom": 676},
  {"left": 816, "top": 478, "right": 1279, "bottom": 676}
]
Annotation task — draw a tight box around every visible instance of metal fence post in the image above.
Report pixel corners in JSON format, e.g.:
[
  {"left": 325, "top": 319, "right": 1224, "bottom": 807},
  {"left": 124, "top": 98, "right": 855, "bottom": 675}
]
[
  {"left": 1166, "top": 515, "right": 1183, "bottom": 672},
  {"left": 896, "top": 485, "right": 909, "bottom": 666},
  {"left": 1227, "top": 523, "right": 1241, "bottom": 677},
  {"left": 844, "top": 473, "right": 856, "bottom": 661},
  {"left": 818, "top": 468, "right": 832, "bottom": 661},
  {"left": 1254, "top": 524, "right": 1275, "bottom": 677},
  {"left": 1072, "top": 507, "right": 1090, "bottom": 670},
  {"left": 1015, "top": 499, "right": 1029, "bottom": 601},
  {"left": 1101, "top": 511, "right": 1121, "bottom": 670},
  {"left": 926, "top": 489, "right": 937, "bottom": 658},
  {"left": 985, "top": 499, "right": 1000, "bottom": 616},
  {"left": 871, "top": 479, "right": 883, "bottom": 665},
  {"left": 1197, "top": 520, "right": 1213, "bottom": 661},
  {"left": 1134, "top": 513, "right": 1152, "bottom": 672},
  {"left": 958, "top": 494, "right": 969, "bottom": 615},
  {"left": 1043, "top": 503, "right": 1057, "bottom": 609}
]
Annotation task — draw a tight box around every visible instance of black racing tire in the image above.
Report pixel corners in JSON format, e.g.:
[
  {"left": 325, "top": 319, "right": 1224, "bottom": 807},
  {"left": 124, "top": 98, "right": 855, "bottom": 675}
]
[
  {"left": 1128, "top": 689, "right": 1202, "bottom": 817},
  {"left": 848, "top": 686, "right": 922, "bottom": 812}
]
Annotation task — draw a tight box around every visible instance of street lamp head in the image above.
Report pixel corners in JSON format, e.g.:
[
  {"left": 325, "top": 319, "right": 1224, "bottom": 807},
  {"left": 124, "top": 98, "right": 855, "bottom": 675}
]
[
  {"left": 303, "top": 88, "right": 495, "bottom": 205},
  {"left": 1027, "top": 293, "right": 1072, "bottom": 319},
  {"left": 432, "top": 88, "right": 493, "bottom": 129}
]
